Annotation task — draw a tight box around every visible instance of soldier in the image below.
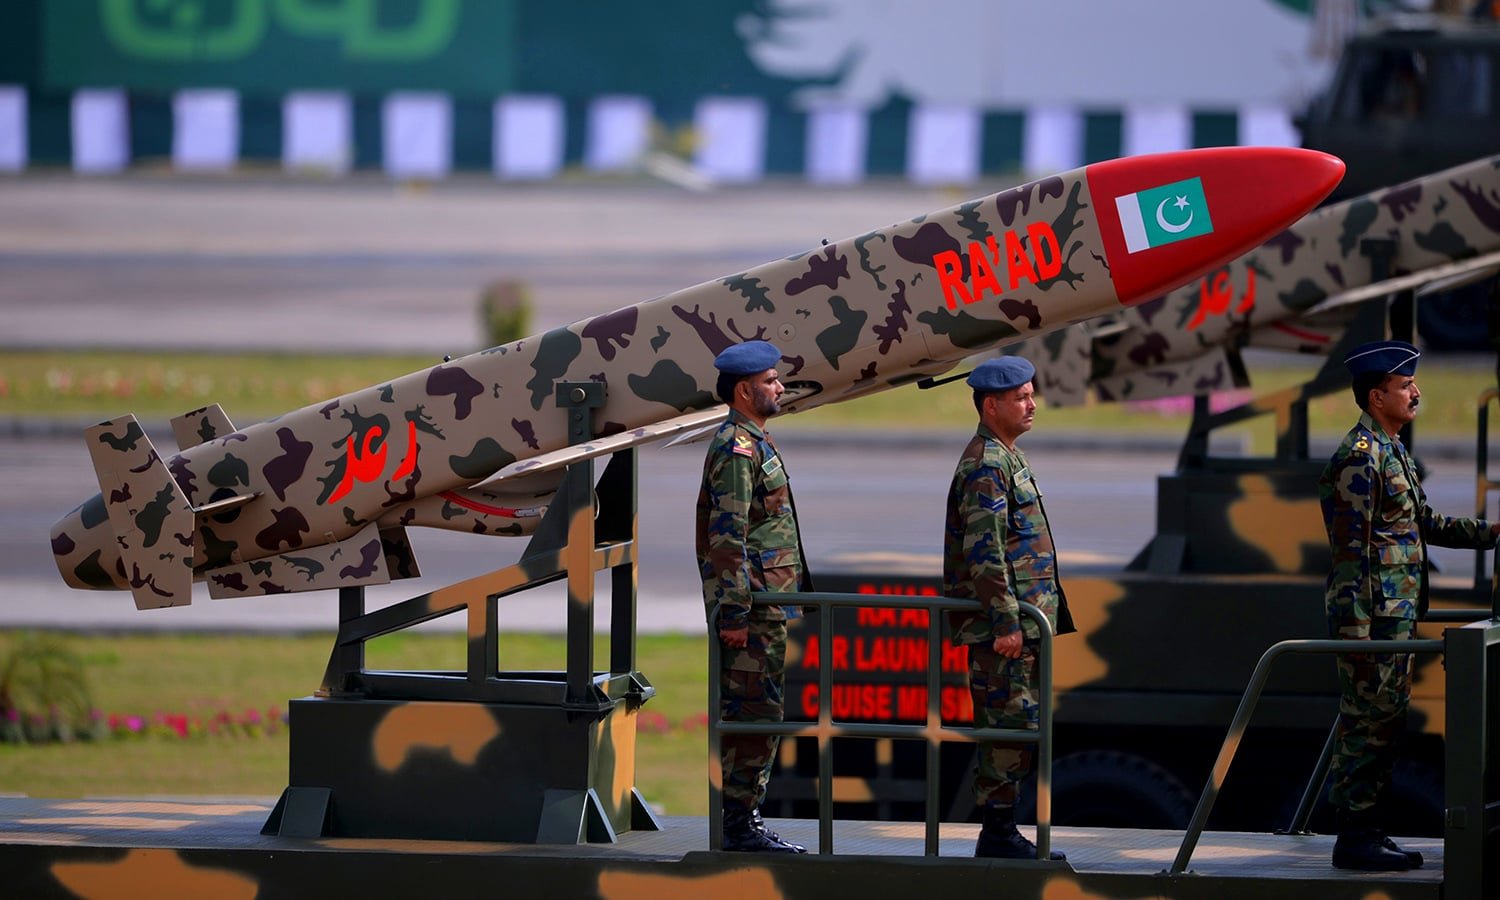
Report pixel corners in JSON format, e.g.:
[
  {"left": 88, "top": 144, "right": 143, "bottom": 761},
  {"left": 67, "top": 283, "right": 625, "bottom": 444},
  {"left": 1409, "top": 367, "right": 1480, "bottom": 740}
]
[
  {"left": 696, "top": 339, "right": 810, "bottom": 854},
  {"left": 945, "top": 356, "right": 1075, "bottom": 860},
  {"left": 1319, "top": 339, "right": 1500, "bottom": 871}
]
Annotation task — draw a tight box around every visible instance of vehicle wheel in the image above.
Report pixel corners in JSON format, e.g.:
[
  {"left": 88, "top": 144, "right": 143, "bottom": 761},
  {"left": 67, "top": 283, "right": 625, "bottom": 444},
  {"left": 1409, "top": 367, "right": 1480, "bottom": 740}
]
[{"left": 1018, "top": 750, "right": 1197, "bottom": 829}]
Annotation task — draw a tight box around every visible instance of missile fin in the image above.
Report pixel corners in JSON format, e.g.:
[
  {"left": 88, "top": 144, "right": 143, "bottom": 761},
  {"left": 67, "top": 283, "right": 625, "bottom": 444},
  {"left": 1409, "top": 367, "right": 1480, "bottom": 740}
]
[
  {"left": 490, "top": 405, "right": 729, "bottom": 482},
  {"left": 206, "top": 522, "right": 391, "bottom": 599},
  {"left": 1300, "top": 248, "right": 1500, "bottom": 317},
  {"left": 1092, "top": 344, "right": 1248, "bottom": 404},
  {"left": 170, "top": 403, "right": 237, "bottom": 451},
  {"left": 378, "top": 525, "right": 422, "bottom": 581},
  {"left": 661, "top": 421, "right": 725, "bottom": 449},
  {"left": 190, "top": 492, "right": 259, "bottom": 517},
  {"left": 84, "top": 415, "right": 194, "bottom": 610}
]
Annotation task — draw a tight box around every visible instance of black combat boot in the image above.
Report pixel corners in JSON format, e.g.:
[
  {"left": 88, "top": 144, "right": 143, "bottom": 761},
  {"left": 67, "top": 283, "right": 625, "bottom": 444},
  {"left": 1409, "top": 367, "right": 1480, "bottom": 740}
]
[
  {"left": 751, "top": 807, "right": 807, "bottom": 853},
  {"left": 723, "top": 807, "right": 803, "bottom": 853},
  {"left": 974, "top": 805, "right": 1066, "bottom": 861},
  {"left": 1379, "top": 833, "right": 1423, "bottom": 868},
  {"left": 1369, "top": 788, "right": 1423, "bottom": 867},
  {"left": 1331, "top": 808, "right": 1413, "bottom": 871}
]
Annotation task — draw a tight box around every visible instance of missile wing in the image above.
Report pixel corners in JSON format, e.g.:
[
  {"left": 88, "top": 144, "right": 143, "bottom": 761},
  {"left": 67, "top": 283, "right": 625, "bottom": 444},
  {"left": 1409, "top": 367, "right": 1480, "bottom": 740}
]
[
  {"left": 49, "top": 147, "right": 1344, "bottom": 608},
  {"left": 1009, "top": 154, "right": 1500, "bottom": 405}
]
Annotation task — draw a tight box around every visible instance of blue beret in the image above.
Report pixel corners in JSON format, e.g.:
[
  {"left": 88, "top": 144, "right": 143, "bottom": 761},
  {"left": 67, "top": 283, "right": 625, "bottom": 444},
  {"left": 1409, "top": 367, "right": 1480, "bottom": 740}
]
[
  {"left": 968, "top": 356, "right": 1035, "bottom": 393},
  {"left": 714, "top": 340, "right": 782, "bottom": 376},
  {"left": 1344, "top": 340, "right": 1420, "bottom": 378}
]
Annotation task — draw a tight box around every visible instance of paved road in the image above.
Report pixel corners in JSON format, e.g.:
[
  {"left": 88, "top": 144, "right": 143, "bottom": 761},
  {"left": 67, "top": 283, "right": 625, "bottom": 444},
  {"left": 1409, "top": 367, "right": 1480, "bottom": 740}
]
[
  {"left": 1, "top": 427, "right": 1168, "bottom": 633},
  {"left": 0, "top": 175, "right": 966, "bottom": 354},
  {"left": 5, "top": 427, "right": 1485, "bottom": 633}
]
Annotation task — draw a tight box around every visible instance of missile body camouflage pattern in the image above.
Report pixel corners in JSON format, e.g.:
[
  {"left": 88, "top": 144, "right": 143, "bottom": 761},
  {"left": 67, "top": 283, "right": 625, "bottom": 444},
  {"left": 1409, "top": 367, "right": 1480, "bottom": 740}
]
[
  {"left": 49, "top": 148, "right": 1344, "bottom": 609},
  {"left": 1014, "top": 153, "right": 1500, "bottom": 405}
]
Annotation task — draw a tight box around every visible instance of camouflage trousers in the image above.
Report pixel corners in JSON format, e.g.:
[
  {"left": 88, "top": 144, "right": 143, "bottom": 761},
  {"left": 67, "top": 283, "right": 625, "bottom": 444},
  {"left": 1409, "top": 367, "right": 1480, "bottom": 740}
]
[
  {"left": 1329, "top": 615, "right": 1414, "bottom": 814},
  {"left": 719, "top": 617, "right": 787, "bottom": 811},
  {"left": 967, "top": 639, "right": 1040, "bottom": 808}
]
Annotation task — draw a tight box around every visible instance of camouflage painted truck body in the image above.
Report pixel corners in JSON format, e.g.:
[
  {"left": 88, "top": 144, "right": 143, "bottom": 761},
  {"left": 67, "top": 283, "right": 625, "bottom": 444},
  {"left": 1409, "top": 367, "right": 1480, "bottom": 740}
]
[
  {"left": 769, "top": 155, "right": 1500, "bottom": 834},
  {"left": 50, "top": 148, "right": 1343, "bottom": 610}
]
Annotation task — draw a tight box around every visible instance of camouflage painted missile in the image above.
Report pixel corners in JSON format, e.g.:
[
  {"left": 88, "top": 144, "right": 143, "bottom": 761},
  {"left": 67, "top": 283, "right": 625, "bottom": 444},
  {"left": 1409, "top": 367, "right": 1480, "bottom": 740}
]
[
  {"left": 1009, "top": 153, "right": 1500, "bottom": 405},
  {"left": 50, "top": 147, "right": 1344, "bottom": 609}
]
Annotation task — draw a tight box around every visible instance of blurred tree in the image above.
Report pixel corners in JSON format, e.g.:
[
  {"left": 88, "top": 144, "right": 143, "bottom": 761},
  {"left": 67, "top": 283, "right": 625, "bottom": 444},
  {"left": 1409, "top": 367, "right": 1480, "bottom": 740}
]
[
  {"left": 0, "top": 633, "right": 95, "bottom": 743},
  {"left": 479, "top": 280, "right": 534, "bottom": 350}
]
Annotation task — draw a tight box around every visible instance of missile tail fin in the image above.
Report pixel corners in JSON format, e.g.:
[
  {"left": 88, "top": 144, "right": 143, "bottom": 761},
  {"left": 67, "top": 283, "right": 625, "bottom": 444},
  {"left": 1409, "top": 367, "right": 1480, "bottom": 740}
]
[
  {"left": 170, "top": 403, "right": 236, "bottom": 451},
  {"left": 84, "top": 415, "right": 194, "bottom": 610},
  {"left": 379, "top": 525, "right": 423, "bottom": 581}
]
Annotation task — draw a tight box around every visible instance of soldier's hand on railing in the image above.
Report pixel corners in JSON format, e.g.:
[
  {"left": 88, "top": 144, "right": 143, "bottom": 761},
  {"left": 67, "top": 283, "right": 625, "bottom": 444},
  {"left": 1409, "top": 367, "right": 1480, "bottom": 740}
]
[
  {"left": 993, "top": 631, "right": 1024, "bottom": 659},
  {"left": 720, "top": 625, "right": 749, "bottom": 648}
]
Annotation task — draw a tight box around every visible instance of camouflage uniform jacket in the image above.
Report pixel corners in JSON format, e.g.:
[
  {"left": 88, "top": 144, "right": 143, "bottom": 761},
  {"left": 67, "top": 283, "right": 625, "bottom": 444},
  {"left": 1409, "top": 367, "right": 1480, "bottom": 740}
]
[
  {"left": 945, "top": 425, "right": 1076, "bottom": 644},
  {"left": 697, "top": 410, "right": 810, "bottom": 629},
  {"left": 1318, "top": 412, "right": 1495, "bottom": 636}
]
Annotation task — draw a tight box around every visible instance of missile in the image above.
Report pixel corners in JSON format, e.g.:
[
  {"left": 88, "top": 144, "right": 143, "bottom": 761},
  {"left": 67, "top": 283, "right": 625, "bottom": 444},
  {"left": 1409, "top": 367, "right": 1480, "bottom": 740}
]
[
  {"left": 1011, "top": 152, "right": 1500, "bottom": 405},
  {"left": 50, "top": 147, "right": 1344, "bottom": 610}
]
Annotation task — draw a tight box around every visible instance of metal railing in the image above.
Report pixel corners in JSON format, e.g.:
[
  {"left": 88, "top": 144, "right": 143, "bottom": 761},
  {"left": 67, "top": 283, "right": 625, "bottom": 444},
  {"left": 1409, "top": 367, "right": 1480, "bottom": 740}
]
[
  {"left": 1171, "top": 637, "right": 1445, "bottom": 874},
  {"left": 708, "top": 592, "right": 1055, "bottom": 857},
  {"left": 1279, "top": 608, "right": 1494, "bottom": 836},
  {"left": 1474, "top": 387, "right": 1500, "bottom": 617}
]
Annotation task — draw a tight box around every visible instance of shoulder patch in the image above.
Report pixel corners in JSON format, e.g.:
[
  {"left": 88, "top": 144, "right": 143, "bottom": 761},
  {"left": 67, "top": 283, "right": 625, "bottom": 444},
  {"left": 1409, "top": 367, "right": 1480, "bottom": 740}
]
[
  {"left": 731, "top": 434, "right": 755, "bottom": 457},
  {"left": 979, "top": 439, "right": 1006, "bottom": 469}
]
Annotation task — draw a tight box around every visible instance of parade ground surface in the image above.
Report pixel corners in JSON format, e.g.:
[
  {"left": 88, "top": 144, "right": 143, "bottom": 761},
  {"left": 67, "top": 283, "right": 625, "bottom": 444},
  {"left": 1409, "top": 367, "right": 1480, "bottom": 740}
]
[{"left": 0, "top": 795, "right": 1447, "bottom": 899}]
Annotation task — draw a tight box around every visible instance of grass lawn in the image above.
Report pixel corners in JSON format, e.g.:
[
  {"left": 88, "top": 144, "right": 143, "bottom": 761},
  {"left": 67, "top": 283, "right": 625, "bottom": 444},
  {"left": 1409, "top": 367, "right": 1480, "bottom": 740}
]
[{"left": 0, "top": 631, "right": 714, "bottom": 817}]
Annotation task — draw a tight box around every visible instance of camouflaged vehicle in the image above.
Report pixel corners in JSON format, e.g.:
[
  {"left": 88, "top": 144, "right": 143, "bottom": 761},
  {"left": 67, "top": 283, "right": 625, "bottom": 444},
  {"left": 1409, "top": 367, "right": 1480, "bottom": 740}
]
[
  {"left": 1298, "top": 13, "right": 1500, "bottom": 352},
  {"left": 19, "top": 148, "right": 1500, "bottom": 900},
  {"left": 774, "top": 153, "right": 1500, "bottom": 836},
  {"left": 1299, "top": 16, "right": 1500, "bottom": 203}
]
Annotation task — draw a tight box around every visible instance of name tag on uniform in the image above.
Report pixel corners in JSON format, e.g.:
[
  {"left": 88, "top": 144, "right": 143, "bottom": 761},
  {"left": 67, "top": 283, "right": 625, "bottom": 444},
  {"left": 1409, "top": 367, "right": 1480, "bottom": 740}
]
[
  {"left": 762, "top": 454, "right": 783, "bottom": 476},
  {"left": 1015, "top": 467, "right": 1031, "bottom": 485}
]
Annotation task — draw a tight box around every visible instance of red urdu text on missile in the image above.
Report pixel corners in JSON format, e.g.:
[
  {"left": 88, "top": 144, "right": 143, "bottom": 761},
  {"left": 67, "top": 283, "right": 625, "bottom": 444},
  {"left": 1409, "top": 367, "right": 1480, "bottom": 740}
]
[{"left": 327, "top": 419, "right": 419, "bottom": 504}]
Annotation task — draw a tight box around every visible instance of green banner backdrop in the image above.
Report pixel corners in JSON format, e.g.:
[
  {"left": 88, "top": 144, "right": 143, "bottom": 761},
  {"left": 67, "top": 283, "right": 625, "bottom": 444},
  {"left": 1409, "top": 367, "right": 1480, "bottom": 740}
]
[
  {"left": 41, "top": 0, "right": 518, "bottom": 96},
  {"left": 36, "top": 0, "right": 794, "bottom": 102}
]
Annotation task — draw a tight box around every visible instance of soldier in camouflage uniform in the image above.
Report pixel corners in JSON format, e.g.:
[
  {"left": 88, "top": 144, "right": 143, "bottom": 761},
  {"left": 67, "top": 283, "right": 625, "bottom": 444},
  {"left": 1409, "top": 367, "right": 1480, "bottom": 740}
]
[
  {"left": 697, "top": 340, "right": 809, "bottom": 854},
  {"left": 1319, "top": 340, "right": 1499, "bottom": 871},
  {"left": 944, "top": 356, "right": 1076, "bottom": 860}
]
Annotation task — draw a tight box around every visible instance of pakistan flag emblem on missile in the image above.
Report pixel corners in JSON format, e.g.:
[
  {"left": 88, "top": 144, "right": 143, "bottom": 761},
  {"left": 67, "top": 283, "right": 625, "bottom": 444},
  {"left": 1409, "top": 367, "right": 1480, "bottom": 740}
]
[{"left": 1114, "top": 177, "right": 1214, "bottom": 253}]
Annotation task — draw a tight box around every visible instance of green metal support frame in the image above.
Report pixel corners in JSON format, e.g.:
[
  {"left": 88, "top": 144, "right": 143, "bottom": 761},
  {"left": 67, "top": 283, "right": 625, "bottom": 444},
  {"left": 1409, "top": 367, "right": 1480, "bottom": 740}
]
[
  {"left": 1280, "top": 609, "right": 1493, "bottom": 836},
  {"left": 1442, "top": 618, "right": 1500, "bottom": 899},
  {"left": 263, "top": 381, "right": 661, "bottom": 843},
  {"left": 313, "top": 381, "right": 650, "bottom": 709},
  {"left": 1172, "top": 637, "right": 1446, "bottom": 875}
]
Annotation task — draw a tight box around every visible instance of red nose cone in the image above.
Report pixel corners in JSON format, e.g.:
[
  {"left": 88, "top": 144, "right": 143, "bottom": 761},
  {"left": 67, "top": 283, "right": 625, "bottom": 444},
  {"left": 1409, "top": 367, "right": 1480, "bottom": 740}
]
[{"left": 1087, "top": 147, "right": 1345, "bottom": 306}]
